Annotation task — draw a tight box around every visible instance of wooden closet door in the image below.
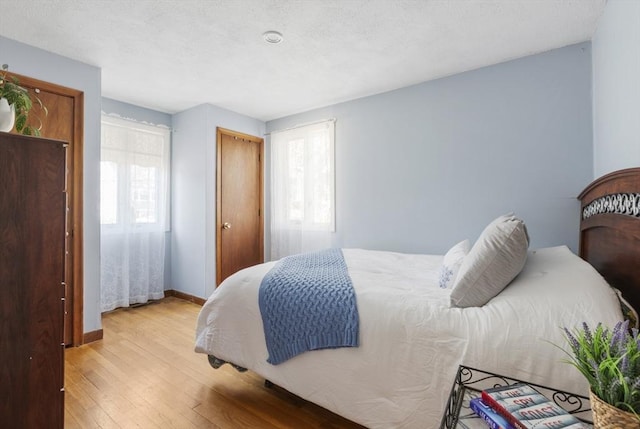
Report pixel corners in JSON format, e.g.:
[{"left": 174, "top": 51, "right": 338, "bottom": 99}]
[
  {"left": 216, "top": 128, "right": 264, "bottom": 285},
  {"left": 0, "top": 133, "right": 66, "bottom": 428},
  {"left": 7, "top": 71, "right": 84, "bottom": 346}
]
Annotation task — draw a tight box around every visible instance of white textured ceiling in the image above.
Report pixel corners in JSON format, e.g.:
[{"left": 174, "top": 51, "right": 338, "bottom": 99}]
[{"left": 0, "top": 0, "right": 607, "bottom": 121}]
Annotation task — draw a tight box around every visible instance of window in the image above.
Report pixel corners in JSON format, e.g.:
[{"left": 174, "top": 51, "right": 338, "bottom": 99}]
[
  {"left": 271, "top": 120, "right": 335, "bottom": 230},
  {"left": 270, "top": 120, "right": 335, "bottom": 258},
  {"left": 100, "top": 115, "right": 170, "bottom": 231},
  {"left": 100, "top": 161, "right": 119, "bottom": 225}
]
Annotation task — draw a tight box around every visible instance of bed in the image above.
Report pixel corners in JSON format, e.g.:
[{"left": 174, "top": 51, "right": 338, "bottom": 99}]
[{"left": 195, "top": 168, "right": 640, "bottom": 428}]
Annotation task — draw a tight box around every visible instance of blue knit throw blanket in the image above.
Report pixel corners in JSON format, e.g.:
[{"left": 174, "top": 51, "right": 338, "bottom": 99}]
[{"left": 258, "top": 248, "right": 359, "bottom": 365}]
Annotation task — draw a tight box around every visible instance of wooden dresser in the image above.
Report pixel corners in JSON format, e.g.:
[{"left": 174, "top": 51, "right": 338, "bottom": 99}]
[{"left": 0, "top": 132, "right": 66, "bottom": 427}]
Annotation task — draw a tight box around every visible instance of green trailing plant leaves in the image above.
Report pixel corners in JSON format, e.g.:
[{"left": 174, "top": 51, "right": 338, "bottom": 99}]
[{"left": 0, "top": 66, "right": 45, "bottom": 136}]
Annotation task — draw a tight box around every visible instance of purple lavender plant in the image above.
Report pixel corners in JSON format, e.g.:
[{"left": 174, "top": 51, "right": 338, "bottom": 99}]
[{"left": 560, "top": 321, "right": 640, "bottom": 416}]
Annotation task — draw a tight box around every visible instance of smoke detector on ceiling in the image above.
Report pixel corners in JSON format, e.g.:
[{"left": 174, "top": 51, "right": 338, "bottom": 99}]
[{"left": 263, "top": 31, "right": 283, "bottom": 44}]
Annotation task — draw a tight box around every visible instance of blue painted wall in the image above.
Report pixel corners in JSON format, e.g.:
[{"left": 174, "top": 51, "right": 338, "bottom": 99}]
[
  {"left": 1, "top": 35, "right": 103, "bottom": 334},
  {"left": 592, "top": 0, "right": 640, "bottom": 178},
  {"left": 266, "top": 43, "right": 594, "bottom": 257},
  {"left": 170, "top": 105, "right": 208, "bottom": 300}
]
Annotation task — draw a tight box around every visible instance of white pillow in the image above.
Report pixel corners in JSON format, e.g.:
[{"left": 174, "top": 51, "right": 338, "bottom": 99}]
[
  {"left": 450, "top": 214, "right": 529, "bottom": 307},
  {"left": 438, "top": 239, "right": 471, "bottom": 289}
]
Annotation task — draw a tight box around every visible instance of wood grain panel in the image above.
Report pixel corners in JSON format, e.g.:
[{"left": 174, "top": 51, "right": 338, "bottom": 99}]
[
  {"left": 0, "top": 133, "right": 65, "bottom": 428},
  {"left": 578, "top": 168, "right": 640, "bottom": 314},
  {"left": 216, "top": 127, "right": 264, "bottom": 285}
]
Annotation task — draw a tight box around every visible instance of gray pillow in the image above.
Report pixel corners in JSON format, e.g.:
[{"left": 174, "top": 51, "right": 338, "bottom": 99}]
[{"left": 450, "top": 214, "right": 529, "bottom": 308}]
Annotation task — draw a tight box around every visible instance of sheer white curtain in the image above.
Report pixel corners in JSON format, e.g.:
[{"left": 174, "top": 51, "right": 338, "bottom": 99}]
[
  {"left": 270, "top": 120, "right": 335, "bottom": 260},
  {"left": 100, "top": 114, "right": 170, "bottom": 312}
]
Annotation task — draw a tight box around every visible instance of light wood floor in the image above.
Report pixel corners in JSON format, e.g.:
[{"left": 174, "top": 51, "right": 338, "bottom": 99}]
[{"left": 64, "top": 297, "right": 366, "bottom": 428}]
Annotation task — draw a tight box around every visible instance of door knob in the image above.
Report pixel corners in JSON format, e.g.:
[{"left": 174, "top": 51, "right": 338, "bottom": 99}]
[{"left": 222, "top": 222, "right": 232, "bottom": 230}]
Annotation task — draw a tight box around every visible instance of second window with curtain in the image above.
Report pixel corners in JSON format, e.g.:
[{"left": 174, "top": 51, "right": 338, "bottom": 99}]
[{"left": 270, "top": 119, "right": 335, "bottom": 260}]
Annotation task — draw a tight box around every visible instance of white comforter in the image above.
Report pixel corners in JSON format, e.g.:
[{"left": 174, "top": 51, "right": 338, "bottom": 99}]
[{"left": 195, "top": 246, "right": 623, "bottom": 428}]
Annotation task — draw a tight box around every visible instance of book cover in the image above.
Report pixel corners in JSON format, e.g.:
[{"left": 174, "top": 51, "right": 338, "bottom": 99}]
[
  {"left": 492, "top": 393, "right": 553, "bottom": 412},
  {"left": 469, "top": 397, "right": 516, "bottom": 429},
  {"left": 481, "top": 383, "right": 589, "bottom": 429}
]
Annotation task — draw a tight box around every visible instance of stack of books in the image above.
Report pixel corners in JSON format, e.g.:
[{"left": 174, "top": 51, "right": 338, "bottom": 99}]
[{"left": 469, "top": 383, "right": 590, "bottom": 429}]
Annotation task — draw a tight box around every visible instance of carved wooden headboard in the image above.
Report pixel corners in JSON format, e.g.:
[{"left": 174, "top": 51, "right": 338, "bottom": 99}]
[{"left": 578, "top": 168, "right": 640, "bottom": 314}]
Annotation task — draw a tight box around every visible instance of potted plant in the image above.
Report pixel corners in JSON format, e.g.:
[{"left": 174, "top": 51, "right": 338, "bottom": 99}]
[
  {"left": 561, "top": 320, "right": 640, "bottom": 426},
  {"left": 0, "top": 64, "right": 47, "bottom": 136}
]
